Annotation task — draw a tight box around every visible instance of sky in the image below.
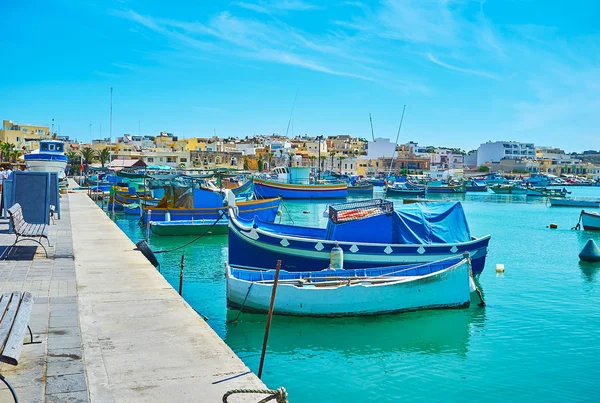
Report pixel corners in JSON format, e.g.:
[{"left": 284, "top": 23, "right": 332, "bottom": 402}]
[{"left": 1, "top": 0, "right": 599, "bottom": 152}]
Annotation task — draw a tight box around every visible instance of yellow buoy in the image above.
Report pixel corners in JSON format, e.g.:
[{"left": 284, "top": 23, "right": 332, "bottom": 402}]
[
  {"left": 496, "top": 264, "right": 505, "bottom": 273},
  {"left": 549, "top": 223, "right": 558, "bottom": 229}
]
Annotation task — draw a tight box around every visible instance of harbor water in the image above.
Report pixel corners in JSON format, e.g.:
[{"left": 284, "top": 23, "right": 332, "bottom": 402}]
[{"left": 110, "top": 188, "right": 600, "bottom": 402}]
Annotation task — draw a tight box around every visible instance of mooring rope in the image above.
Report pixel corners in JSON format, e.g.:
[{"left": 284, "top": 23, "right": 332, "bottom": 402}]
[
  {"left": 222, "top": 387, "right": 288, "bottom": 403},
  {"left": 572, "top": 210, "right": 583, "bottom": 230},
  {"left": 152, "top": 210, "right": 228, "bottom": 254},
  {"left": 279, "top": 199, "right": 294, "bottom": 225},
  {"left": 226, "top": 282, "right": 254, "bottom": 323}
]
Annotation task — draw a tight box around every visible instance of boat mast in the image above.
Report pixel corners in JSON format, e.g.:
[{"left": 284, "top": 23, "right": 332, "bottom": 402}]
[
  {"left": 369, "top": 113, "right": 375, "bottom": 142},
  {"left": 387, "top": 105, "right": 406, "bottom": 178},
  {"left": 109, "top": 87, "right": 113, "bottom": 165}
]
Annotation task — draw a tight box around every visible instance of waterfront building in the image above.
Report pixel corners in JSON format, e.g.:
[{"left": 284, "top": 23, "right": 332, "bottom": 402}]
[
  {"left": 429, "top": 148, "right": 465, "bottom": 169},
  {"left": 366, "top": 137, "right": 396, "bottom": 159},
  {"left": 477, "top": 141, "right": 536, "bottom": 166},
  {"left": 190, "top": 150, "right": 243, "bottom": 170},
  {"left": 1, "top": 119, "right": 51, "bottom": 151}
]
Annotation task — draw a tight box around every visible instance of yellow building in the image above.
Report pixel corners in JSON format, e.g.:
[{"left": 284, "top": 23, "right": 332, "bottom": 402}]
[{"left": 1, "top": 119, "right": 51, "bottom": 150}]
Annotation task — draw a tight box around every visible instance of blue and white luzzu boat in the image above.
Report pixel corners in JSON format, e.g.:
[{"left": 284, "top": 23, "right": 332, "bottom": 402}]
[
  {"left": 24, "top": 140, "right": 68, "bottom": 178},
  {"left": 228, "top": 199, "right": 491, "bottom": 275}
]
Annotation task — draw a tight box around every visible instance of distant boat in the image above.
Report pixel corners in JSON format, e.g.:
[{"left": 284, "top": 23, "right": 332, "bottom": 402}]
[
  {"left": 226, "top": 256, "right": 473, "bottom": 317},
  {"left": 581, "top": 210, "right": 600, "bottom": 230},
  {"left": 24, "top": 140, "right": 68, "bottom": 178},
  {"left": 348, "top": 183, "right": 373, "bottom": 195},
  {"left": 405, "top": 181, "right": 466, "bottom": 194},
  {"left": 549, "top": 198, "right": 600, "bottom": 208},
  {"left": 228, "top": 199, "right": 491, "bottom": 275},
  {"left": 465, "top": 180, "right": 488, "bottom": 192},
  {"left": 489, "top": 184, "right": 527, "bottom": 194},
  {"left": 366, "top": 178, "right": 386, "bottom": 186},
  {"left": 526, "top": 187, "right": 568, "bottom": 198},
  {"left": 253, "top": 178, "right": 347, "bottom": 199},
  {"left": 385, "top": 183, "right": 426, "bottom": 197}
]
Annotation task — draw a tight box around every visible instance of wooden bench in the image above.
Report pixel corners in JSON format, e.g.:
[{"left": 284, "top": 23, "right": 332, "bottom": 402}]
[
  {"left": 0, "top": 292, "right": 41, "bottom": 402},
  {"left": 7, "top": 203, "right": 50, "bottom": 258}
]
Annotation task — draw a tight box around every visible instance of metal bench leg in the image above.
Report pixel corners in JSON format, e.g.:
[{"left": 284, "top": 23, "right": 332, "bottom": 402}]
[
  {"left": 24, "top": 325, "right": 42, "bottom": 345},
  {"left": 13, "top": 238, "right": 49, "bottom": 259},
  {"left": 0, "top": 374, "right": 18, "bottom": 403}
]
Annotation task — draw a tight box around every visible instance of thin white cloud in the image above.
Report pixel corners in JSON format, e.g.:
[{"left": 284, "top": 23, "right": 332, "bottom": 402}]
[
  {"left": 426, "top": 53, "right": 499, "bottom": 80},
  {"left": 233, "top": 0, "right": 319, "bottom": 14}
]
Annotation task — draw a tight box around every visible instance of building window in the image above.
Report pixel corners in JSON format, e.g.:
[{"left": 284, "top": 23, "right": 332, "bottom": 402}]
[
  {"left": 147, "top": 158, "right": 154, "bottom": 163},
  {"left": 16, "top": 137, "right": 20, "bottom": 142},
  {"left": 23, "top": 129, "right": 27, "bottom": 133},
  {"left": 180, "top": 158, "right": 187, "bottom": 163}
]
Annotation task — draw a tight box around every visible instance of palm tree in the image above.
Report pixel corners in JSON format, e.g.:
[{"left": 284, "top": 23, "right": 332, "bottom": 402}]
[
  {"left": 66, "top": 150, "right": 79, "bottom": 164},
  {"left": 319, "top": 156, "right": 326, "bottom": 172},
  {"left": 338, "top": 156, "right": 346, "bottom": 174},
  {"left": 267, "top": 152, "right": 274, "bottom": 170},
  {"left": 9, "top": 149, "right": 21, "bottom": 163},
  {"left": 96, "top": 148, "right": 111, "bottom": 168},
  {"left": 329, "top": 150, "right": 336, "bottom": 172},
  {"left": 1, "top": 142, "right": 15, "bottom": 162},
  {"left": 278, "top": 149, "right": 284, "bottom": 164},
  {"left": 80, "top": 147, "right": 96, "bottom": 174},
  {"left": 309, "top": 155, "right": 316, "bottom": 168}
]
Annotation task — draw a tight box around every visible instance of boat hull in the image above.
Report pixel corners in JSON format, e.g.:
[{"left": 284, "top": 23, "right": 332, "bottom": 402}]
[
  {"left": 25, "top": 159, "right": 67, "bottom": 176},
  {"left": 386, "top": 188, "right": 426, "bottom": 197},
  {"left": 549, "top": 198, "right": 600, "bottom": 208},
  {"left": 143, "top": 197, "right": 281, "bottom": 223},
  {"left": 254, "top": 179, "right": 347, "bottom": 199},
  {"left": 490, "top": 186, "right": 526, "bottom": 194},
  {"left": 226, "top": 259, "right": 471, "bottom": 316},
  {"left": 151, "top": 220, "right": 228, "bottom": 236},
  {"left": 228, "top": 215, "right": 491, "bottom": 275},
  {"left": 348, "top": 184, "right": 373, "bottom": 194},
  {"left": 582, "top": 211, "right": 600, "bottom": 230}
]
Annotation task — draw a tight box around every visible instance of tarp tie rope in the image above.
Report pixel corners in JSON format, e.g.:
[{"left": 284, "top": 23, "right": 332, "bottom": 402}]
[{"left": 153, "top": 210, "right": 227, "bottom": 254}]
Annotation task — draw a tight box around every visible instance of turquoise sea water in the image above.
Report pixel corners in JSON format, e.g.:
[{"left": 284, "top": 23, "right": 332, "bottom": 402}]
[{"left": 109, "top": 188, "right": 600, "bottom": 402}]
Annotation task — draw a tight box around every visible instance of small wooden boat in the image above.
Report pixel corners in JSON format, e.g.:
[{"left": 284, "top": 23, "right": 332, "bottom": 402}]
[
  {"left": 226, "top": 257, "right": 473, "bottom": 317},
  {"left": 402, "top": 198, "right": 447, "bottom": 204},
  {"left": 581, "top": 210, "right": 600, "bottom": 230},
  {"left": 465, "top": 180, "right": 488, "bottom": 192},
  {"left": 150, "top": 219, "right": 228, "bottom": 236},
  {"left": 549, "top": 198, "right": 600, "bottom": 208},
  {"left": 348, "top": 183, "right": 374, "bottom": 194},
  {"left": 526, "top": 187, "right": 568, "bottom": 198},
  {"left": 253, "top": 178, "right": 347, "bottom": 199},
  {"left": 386, "top": 187, "right": 426, "bottom": 197},
  {"left": 489, "top": 184, "right": 527, "bottom": 194}
]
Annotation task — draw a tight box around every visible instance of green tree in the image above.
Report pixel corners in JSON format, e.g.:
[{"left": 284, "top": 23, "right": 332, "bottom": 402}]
[
  {"left": 80, "top": 147, "right": 96, "bottom": 173},
  {"left": 477, "top": 165, "right": 490, "bottom": 173},
  {"left": 10, "top": 149, "right": 21, "bottom": 163},
  {"left": 257, "top": 156, "right": 264, "bottom": 172},
  {"left": 338, "top": 156, "right": 346, "bottom": 173},
  {"left": 96, "top": 147, "right": 111, "bottom": 168},
  {"left": 319, "top": 155, "right": 326, "bottom": 171},
  {"left": 267, "top": 152, "right": 274, "bottom": 170},
  {"left": 309, "top": 155, "right": 316, "bottom": 168},
  {"left": 329, "top": 150, "right": 336, "bottom": 171},
  {"left": 1, "top": 142, "right": 16, "bottom": 162}
]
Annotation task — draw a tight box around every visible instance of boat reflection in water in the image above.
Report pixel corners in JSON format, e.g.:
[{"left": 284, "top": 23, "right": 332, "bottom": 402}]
[{"left": 224, "top": 304, "right": 487, "bottom": 402}]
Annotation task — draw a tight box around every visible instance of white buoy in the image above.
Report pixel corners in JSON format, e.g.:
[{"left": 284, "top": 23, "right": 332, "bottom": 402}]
[
  {"left": 165, "top": 211, "right": 171, "bottom": 222},
  {"left": 496, "top": 263, "right": 505, "bottom": 273},
  {"left": 330, "top": 244, "right": 344, "bottom": 270}
]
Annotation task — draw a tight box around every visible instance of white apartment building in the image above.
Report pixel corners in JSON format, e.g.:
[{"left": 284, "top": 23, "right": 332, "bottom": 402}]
[
  {"left": 366, "top": 138, "right": 396, "bottom": 159},
  {"left": 477, "top": 141, "right": 536, "bottom": 166}
]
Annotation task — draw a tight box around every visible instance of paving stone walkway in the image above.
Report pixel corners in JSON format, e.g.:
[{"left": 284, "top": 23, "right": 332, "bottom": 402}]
[{"left": 0, "top": 195, "right": 88, "bottom": 402}]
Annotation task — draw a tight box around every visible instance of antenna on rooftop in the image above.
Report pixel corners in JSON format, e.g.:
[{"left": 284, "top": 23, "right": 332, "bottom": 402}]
[{"left": 369, "top": 113, "right": 375, "bottom": 142}]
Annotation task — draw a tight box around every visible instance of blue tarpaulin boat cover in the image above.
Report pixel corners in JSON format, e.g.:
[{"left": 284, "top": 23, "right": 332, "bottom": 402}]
[{"left": 325, "top": 202, "right": 471, "bottom": 245}]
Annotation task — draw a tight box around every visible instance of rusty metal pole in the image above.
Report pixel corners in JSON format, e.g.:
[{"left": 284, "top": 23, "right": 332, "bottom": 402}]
[
  {"left": 179, "top": 254, "right": 185, "bottom": 296},
  {"left": 257, "top": 259, "right": 282, "bottom": 379}
]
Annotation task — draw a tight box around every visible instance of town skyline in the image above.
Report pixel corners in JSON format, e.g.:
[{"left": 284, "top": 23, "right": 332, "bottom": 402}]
[{"left": 3, "top": 1, "right": 599, "bottom": 152}]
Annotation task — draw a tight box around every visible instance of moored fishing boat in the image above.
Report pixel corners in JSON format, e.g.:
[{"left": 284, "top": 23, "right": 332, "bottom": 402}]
[
  {"left": 580, "top": 210, "right": 600, "bottom": 230},
  {"left": 549, "top": 198, "right": 600, "bottom": 208},
  {"left": 226, "top": 256, "right": 473, "bottom": 317},
  {"left": 347, "top": 183, "right": 374, "bottom": 194},
  {"left": 385, "top": 183, "right": 426, "bottom": 197},
  {"left": 143, "top": 196, "right": 281, "bottom": 223},
  {"left": 465, "top": 180, "right": 488, "bottom": 192},
  {"left": 253, "top": 178, "right": 347, "bottom": 199},
  {"left": 24, "top": 140, "right": 68, "bottom": 178},
  {"left": 489, "top": 184, "right": 527, "bottom": 194},
  {"left": 228, "top": 199, "right": 491, "bottom": 275}
]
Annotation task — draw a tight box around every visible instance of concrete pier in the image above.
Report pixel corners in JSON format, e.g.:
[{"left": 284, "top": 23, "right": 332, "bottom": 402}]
[{"left": 0, "top": 186, "right": 268, "bottom": 402}]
